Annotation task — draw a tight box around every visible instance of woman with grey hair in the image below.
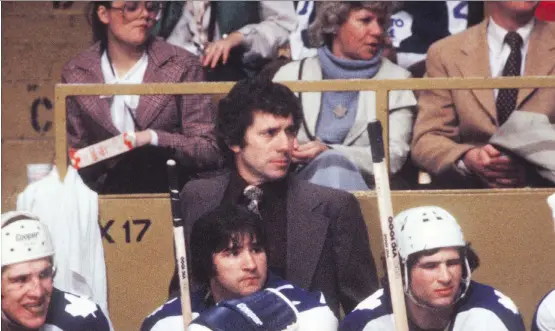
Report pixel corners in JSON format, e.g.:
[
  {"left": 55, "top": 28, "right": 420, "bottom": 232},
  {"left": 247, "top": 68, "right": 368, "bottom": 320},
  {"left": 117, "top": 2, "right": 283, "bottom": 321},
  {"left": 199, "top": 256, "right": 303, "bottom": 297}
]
[{"left": 274, "top": 1, "right": 416, "bottom": 190}]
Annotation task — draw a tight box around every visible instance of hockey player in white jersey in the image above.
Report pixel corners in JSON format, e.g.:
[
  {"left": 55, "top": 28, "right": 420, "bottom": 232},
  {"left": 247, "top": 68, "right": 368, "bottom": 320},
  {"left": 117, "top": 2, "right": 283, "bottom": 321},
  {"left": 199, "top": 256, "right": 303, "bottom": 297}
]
[
  {"left": 1, "top": 211, "right": 111, "bottom": 331},
  {"left": 532, "top": 193, "right": 555, "bottom": 331},
  {"left": 340, "top": 206, "right": 525, "bottom": 331},
  {"left": 533, "top": 290, "right": 555, "bottom": 331},
  {"left": 141, "top": 204, "right": 337, "bottom": 331}
]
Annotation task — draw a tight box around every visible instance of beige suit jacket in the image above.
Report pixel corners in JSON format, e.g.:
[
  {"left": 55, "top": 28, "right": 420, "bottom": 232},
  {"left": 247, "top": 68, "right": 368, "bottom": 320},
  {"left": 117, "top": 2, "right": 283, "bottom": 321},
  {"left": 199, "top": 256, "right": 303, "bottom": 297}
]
[{"left": 411, "top": 19, "right": 555, "bottom": 175}]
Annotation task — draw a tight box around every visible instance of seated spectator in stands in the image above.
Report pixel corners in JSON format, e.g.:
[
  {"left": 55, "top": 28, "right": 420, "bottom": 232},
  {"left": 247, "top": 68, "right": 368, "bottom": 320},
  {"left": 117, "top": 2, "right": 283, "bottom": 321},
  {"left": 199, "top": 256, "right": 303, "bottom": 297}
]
[
  {"left": 1, "top": 211, "right": 111, "bottom": 331},
  {"left": 169, "top": 78, "right": 378, "bottom": 316},
  {"left": 340, "top": 206, "right": 526, "bottom": 331},
  {"left": 155, "top": 1, "right": 297, "bottom": 81},
  {"left": 411, "top": 1, "right": 555, "bottom": 189},
  {"left": 289, "top": 1, "right": 485, "bottom": 76},
  {"left": 62, "top": 1, "right": 221, "bottom": 194},
  {"left": 389, "top": 1, "right": 486, "bottom": 78},
  {"left": 142, "top": 204, "right": 338, "bottom": 331},
  {"left": 274, "top": 1, "right": 417, "bottom": 190}
]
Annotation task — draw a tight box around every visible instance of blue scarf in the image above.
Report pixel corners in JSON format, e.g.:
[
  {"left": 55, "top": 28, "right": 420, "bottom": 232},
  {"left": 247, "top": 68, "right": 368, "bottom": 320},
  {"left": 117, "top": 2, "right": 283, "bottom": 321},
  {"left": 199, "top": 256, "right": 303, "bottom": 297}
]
[{"left": 314, "top": 46, "right": 383, "bottom": 144}]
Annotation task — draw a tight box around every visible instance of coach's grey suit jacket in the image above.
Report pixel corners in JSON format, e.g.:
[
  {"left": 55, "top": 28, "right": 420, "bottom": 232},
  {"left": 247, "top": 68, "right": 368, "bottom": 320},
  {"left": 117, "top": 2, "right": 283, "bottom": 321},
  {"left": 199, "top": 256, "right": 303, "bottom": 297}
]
[{"left": 179, "top": 173, "right": 378, "bottom": 315}]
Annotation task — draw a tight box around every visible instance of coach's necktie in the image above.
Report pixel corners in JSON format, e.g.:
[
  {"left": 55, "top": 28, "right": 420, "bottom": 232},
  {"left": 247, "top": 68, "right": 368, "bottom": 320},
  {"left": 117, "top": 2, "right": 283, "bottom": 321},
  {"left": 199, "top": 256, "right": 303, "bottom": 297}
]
[
  {"left": 496, "top": 31, "right": 523, "bottom": 125},
  {"left": 243, "top": 185, "right": 263, "bottom": 218}
]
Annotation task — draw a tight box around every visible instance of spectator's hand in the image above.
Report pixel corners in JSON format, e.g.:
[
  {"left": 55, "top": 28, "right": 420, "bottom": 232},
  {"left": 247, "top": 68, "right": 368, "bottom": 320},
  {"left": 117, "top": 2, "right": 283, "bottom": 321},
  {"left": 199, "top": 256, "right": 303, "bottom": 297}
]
[
  {"left": 462, "top": 144, "right": 526, "bottom": 188},
  {"left": 135, "top": 130, "right": 153, "bottom": 147},
  {"left": 292, "top": 140, "right": 329, "bottom": 164},
  {"left": 202, "top": 31, "right": 244, "bottom": 69}
]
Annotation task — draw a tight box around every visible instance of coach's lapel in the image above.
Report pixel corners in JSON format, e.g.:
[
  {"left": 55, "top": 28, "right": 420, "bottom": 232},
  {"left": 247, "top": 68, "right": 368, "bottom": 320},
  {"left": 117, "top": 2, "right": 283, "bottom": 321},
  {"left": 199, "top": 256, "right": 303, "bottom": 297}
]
[{"left": 286, "top": 178, "right": 330, "bottom": 290}]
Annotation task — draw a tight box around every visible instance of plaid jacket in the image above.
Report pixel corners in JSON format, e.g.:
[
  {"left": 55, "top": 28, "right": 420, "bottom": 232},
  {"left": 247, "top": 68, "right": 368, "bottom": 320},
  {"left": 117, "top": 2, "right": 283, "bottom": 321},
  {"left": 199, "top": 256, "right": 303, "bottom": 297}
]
[{"left": 61, "top": 37, "right": 221, "bottom": 171}]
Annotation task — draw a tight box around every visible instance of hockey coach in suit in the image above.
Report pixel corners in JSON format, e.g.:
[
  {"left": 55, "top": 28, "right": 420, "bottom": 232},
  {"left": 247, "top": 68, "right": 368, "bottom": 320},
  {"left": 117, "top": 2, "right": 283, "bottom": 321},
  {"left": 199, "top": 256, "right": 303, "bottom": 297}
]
[{"left": 169, "top": 77, "right": 378, "bottom": 316}]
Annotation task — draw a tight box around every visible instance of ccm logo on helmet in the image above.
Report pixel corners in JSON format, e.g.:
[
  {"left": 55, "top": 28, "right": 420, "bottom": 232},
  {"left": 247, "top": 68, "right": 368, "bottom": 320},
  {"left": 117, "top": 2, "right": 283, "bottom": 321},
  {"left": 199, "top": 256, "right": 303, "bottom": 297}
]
[
  {"left": 16, "top": 232, "right": 39, "bottom": 241},
  {"left": 388, "top": 217, "right": 398, "bottom": 258}
]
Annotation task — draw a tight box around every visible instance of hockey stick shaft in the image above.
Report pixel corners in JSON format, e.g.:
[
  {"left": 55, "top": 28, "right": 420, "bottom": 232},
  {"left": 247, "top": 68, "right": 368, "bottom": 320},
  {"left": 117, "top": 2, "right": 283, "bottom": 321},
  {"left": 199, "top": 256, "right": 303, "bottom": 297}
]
[
  {"left": 368, "top": 120, "right": 409, "bottom": 331},
  {"left": 167, "top": 159, "right": 193, "bottom": 328}
]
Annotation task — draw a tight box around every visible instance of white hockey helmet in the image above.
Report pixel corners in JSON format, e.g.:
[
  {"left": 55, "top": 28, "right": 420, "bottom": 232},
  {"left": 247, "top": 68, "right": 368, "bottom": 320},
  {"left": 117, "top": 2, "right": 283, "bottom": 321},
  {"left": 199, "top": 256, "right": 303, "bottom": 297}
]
[
  {"left": 393, "top": 206, "right": 471, "bottom": 303},
  {"left": 1, "top": 211, "right": 55, "bottom": 268}
]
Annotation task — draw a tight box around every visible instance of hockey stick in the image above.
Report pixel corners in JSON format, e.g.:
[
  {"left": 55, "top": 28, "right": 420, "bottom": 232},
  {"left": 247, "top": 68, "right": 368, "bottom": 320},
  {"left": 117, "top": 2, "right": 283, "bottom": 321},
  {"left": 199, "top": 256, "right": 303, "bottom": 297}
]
[
  {"left": 367, "top": 120, "right": 409, "bottom": 331},
  {"left": 167, "top": 159, "right": 193, "bottom": 328}
]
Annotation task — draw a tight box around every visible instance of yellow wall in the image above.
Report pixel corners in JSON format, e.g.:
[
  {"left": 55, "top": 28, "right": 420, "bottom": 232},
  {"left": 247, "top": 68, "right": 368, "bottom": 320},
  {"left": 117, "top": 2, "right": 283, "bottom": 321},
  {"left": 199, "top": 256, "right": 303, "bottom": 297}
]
[{"left": 1, "top": 1, "right": 90, "bottom": 210}]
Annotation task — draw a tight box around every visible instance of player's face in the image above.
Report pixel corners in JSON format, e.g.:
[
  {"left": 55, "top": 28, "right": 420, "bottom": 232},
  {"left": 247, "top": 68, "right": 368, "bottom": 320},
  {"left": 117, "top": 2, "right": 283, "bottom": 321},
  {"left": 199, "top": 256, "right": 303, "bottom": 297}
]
[
  {"left": 231, "top": 112, "right": 296, "bottom": 185},
  {"left": 332, "top": 8, "right": 384, "bottom": 61},
  {"left": 409, "top": 248, "right": 462, "bottom": 309},
  {"left": 1, "top": 258, "right": 54, "bottom": 329},
  {"left": 210, "top": 234, "right": 268, "bottom": 303}
]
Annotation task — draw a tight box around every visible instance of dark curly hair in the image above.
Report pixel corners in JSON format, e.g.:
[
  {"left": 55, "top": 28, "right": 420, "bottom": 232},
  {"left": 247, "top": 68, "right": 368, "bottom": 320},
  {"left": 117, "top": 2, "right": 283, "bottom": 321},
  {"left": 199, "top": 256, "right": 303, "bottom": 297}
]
[
  {"left": 216, "top": 77, "right": 303, "bottom": 166},
  {"left": 190, "top": 204, "right": 266, "bottom": 286}
]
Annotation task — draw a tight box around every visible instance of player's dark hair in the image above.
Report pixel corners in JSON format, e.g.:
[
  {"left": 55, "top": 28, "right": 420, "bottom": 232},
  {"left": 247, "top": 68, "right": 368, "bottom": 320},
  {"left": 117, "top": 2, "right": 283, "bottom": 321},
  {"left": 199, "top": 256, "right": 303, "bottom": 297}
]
[
  {"left": 215, "top": 77, "right": 303, "bottom": 166},
  {"left": 190, "top": 204, "right": 267, "bottom": 285}
]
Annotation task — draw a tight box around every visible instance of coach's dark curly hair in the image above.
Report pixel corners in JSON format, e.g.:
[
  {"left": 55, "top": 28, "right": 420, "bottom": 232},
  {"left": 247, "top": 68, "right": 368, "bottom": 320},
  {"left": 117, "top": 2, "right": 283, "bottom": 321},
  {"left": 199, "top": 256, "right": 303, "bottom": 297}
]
[
  {"left": 216, "top": 77, "right": 304, "bottom": 166},
  {"left": 307, "top": 1, "right": 399, "bottom": 48},
  {"left": 190, "top": 204, "right": 266, "bottom": 286}
]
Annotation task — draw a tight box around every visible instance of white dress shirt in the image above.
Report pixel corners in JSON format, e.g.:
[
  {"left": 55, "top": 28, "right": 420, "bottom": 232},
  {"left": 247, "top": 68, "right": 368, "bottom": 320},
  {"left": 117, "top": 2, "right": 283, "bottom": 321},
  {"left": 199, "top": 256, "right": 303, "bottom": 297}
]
[
  {"left": 100, "top": 51, "right": 158, "bottom": 145},
  {"left": 487, "top": 17, "right": 534, "bottom": 98}
]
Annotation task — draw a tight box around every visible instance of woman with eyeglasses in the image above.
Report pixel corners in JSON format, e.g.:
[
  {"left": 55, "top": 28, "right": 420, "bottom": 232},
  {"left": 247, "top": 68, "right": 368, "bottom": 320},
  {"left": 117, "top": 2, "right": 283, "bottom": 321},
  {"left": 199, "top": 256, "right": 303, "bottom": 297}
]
[{"left": 61, "top": 1, "right": 222, "bottom": 194}]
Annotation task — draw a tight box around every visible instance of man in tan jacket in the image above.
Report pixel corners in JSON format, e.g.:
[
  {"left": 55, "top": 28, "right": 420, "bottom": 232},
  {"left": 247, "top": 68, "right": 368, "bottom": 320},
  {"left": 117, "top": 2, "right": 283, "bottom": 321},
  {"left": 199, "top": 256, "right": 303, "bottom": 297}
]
[{"left": 411, "top": 1, "right": 555, "bottom": 189}]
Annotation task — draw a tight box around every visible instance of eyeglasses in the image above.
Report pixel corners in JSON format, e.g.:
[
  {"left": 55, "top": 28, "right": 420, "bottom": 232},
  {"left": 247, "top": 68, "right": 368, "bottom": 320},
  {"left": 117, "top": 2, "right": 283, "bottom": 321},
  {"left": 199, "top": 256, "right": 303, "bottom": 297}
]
[{"left": 110, "top": 1, "right": 162, "bottom": 21}]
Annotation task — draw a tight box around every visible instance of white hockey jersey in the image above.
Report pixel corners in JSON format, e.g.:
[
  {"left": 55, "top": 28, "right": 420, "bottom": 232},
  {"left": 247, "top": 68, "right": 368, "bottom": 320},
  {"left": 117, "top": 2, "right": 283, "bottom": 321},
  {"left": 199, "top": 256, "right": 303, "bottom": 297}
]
[
  {"left": 340, "top": 281, "right": 525, "bottom": 331},
  {"left": 141, "top": 273, "right": 337, "bottom": 331},
  {"left": 42, "top": 287, "right": 111, "bottom": 331},
  {"left": 532, "top": 289, "right": 555, "bottom": 331}
]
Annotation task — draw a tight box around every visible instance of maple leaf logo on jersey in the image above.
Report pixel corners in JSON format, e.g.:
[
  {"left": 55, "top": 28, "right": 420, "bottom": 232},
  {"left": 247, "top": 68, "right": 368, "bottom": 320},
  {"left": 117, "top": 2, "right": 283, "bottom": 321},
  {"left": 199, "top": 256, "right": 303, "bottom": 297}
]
[
  {"left": 494, "top": 290, "right": 519, "bottom": 315},
  {"left": 64, "top": 293, "right": 99, "bottom": 318}
]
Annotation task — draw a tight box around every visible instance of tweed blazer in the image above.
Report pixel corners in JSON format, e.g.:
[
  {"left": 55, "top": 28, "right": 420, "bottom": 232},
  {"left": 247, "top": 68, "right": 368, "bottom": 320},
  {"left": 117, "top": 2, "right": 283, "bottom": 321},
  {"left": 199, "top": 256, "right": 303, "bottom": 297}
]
[
  {"left": 61, "top": 38, "right": 220, "bottom": 170},
  {"left": 177, "top": 173, "right": 379, "bottom": 316},
  {"left": 411, "top": 19, "right": 555, "bottom": 175},
  {"left": 273, "top": 56, "right": 417, "bottom": 179}
]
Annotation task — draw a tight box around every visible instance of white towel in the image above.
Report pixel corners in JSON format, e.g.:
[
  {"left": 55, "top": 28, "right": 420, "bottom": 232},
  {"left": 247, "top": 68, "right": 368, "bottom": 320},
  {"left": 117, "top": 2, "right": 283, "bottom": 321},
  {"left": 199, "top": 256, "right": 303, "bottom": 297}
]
[{"left": 17, "top": 166, "right": 109, "bottom": 321}]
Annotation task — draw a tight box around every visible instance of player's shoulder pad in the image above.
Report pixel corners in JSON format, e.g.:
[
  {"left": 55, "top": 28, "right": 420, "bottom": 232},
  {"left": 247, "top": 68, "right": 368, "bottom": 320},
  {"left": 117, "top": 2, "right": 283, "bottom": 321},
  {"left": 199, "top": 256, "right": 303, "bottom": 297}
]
[
  {"left": 267, "top": 277, "right": 330, "bottom": 314},
  {"left": 458, "top": 281, "right": 525, "bottom": 330},
  {"left": 141, "top": 297, "right": 182, "bottom": 331},
  {"left": 532, "top": 289, "right": 555, "bottom": 331},
  {"left": 339, "top": 289, "right": 391, "bottom": 331},
  {"left": 193, "top": 290, "right": 297, "bottom": 331},
  {"left": 45, "top": 288, "right": 111, "bottom": 331}
]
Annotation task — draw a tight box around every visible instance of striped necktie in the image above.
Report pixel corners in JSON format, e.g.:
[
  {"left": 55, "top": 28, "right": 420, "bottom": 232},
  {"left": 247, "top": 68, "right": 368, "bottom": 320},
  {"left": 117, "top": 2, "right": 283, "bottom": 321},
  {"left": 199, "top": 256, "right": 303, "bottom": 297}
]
[{"left": 496, "top": 31, "right": 523, "bottom": 125}]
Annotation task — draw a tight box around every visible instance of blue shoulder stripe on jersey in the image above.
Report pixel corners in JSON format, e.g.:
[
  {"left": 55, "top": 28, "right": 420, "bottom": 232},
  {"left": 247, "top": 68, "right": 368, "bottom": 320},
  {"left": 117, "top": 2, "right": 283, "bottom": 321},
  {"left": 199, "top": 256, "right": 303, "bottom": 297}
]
[
  {"left": 44, "top": 288, "right": 110, "bottom": 331},
  {"left": 457, "top": 281, "right": 525, "bottom": 330},
  {"left": 531, "top": 289, "right": 555, "bottom": 331}
]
